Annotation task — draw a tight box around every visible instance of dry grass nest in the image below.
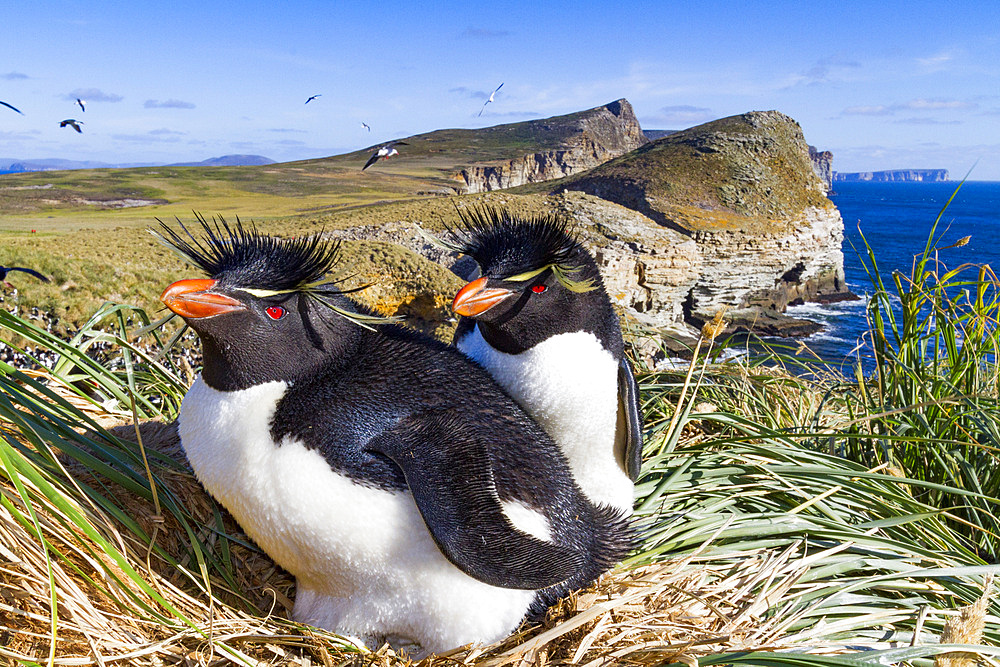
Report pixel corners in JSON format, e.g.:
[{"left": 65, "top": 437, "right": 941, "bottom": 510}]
[{"left": 1, "top": 370, "right": 993, "bottom": 666}]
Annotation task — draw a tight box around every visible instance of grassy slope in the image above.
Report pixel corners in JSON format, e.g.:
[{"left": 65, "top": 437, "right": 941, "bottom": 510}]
[
  {"left": 0, "top": 104, "right": 618, "bottom": 330},
  {"left": 542, "top": 111, "right": 833, "bottom": 233},
  {"left": 0, "top": 102, "right": 611, "bottom": 229}
]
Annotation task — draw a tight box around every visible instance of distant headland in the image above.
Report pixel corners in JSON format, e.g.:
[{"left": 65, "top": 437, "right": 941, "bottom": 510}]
[
  {"left": 833, "top": 169, "right": 948, "bottom": 183},
  {"left": 0, "top": 154, "right": 274, "bottom": 173}
]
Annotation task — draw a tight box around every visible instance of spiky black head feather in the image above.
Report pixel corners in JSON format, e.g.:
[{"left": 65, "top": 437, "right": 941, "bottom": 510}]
[
  {"left": 446, "top": 206, "right": 590, "bottom": 281},
  {"left": 153, "top": 214, "right": 342, "bottom": 293}
]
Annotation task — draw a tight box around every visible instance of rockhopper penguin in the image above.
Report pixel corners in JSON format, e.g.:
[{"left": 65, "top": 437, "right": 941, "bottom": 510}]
[
  {"left": 156, "top": 218, "right": 631, "bottom": 654},
  {"left": 447, "top": 207, "right": 643, "bottom": 516}
]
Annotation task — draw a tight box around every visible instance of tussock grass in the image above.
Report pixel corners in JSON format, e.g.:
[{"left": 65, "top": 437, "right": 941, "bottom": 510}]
[{"left": 2, "top": 198, "right": 1000, "bottom": 664}]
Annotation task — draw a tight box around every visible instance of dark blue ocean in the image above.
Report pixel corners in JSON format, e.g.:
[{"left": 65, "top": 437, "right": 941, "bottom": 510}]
[{"left": 782, "top": 180, "right": 1000, "bottom": 372}]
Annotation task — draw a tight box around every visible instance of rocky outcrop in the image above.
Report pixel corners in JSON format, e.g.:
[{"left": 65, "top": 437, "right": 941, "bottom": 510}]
[
  {"left": 681, "top": 206, "right": 848, "bottom": 333},
  {"left": 809, "top": 146, "right": 833, "bottom": 193},
  {"left": 313, "top": 110, "right": 850, "bottom": 349},
  {"left": 552, "top": 193, "right": 848, "bottom": 339},
  {"left": 457, "top": 100, "right": 648, "bottom": 193},
  {"left": 549, "top": 111, "right": 849, "bottom": 338},
  {"left": 834, "top": 169, "right": 948, "bottom": 182}
]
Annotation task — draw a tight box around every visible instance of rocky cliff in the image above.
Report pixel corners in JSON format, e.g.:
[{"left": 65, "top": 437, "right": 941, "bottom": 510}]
[
  {"left": 809, "top": 146, "right": 833, "bottom": 193},
  {"left": 549, "top": 111, "right": 849, "bottom": 337},
  {"left": 834, "top": 169, "right": 948, "bottom": 182},
  {"left": 457, "top": 100, "right": 648, "bottom": 193},
  {"left": 311, "top": 110, "right": 850, "bottom": 349}
]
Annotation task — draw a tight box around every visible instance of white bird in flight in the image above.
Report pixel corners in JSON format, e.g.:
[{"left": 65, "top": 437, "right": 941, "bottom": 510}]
[
  {"left": 478, "top": 82, "right": 503, "bottom": 117},
  {"left": 361, "top": 121, "right": 371, "bottom": 132},
  {"left": 362, "top": 141, "right": 408, "bottom": 170}
]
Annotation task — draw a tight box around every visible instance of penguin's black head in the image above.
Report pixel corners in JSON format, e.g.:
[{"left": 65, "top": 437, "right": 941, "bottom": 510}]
[
  {"left": 156, "top": 216, "right": 383, "bottom": 391},
  {"left": 447, "top": 206, "right": 622, "bottom": 356}
]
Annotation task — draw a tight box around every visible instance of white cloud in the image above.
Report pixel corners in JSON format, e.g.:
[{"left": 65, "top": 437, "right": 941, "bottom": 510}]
[
  {"left": 644, "top": 104, "right": 715, "bottom": 127},
  {"left": 111, "top": 132, "right": 183, "bottom": 143},
  {"left": 802, "top": 54, "right": 862, "bottom": 83},
  {"left": 905, "top": 99, "right": 975, "bottom": 111},
  {"left": 917, "top": 51, "right": 955, "bottom": 70},
  {"left": 144, "top": 99, "right": 196, "bottom": 109},
  {"left": 65, "top": 88, "right": 123, "bottom": 103},
  {"left": 843, "top": 105, "right": 893, "bottom": 116},
  {"left": 842, "top": 99, "right": 977, "bottom": 116}
]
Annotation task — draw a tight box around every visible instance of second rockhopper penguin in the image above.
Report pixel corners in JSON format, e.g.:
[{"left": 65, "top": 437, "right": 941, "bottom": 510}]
[
  {"left": 156, "top": 217, "right": 630, "bottom": 655},
  {"left": 448, "top": 207, "right": 644, "bottom": 516}
]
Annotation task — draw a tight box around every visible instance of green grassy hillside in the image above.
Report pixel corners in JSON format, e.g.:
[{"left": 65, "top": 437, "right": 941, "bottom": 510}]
[
  {"left": 0, "top": 102, "right": 644, "bottom": 335},
  {"left": 548, "top": 110, "right": 833, "bottom": 233}
]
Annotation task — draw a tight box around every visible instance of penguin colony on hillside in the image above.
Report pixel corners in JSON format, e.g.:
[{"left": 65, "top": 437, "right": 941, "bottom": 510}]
[{"left": 156, "top": 213, "right": 641, "bottom": 655}]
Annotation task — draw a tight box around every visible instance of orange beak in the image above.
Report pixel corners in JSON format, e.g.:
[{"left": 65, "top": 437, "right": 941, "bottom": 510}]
[
  {"left": 160, "top": 278, "right": 246, "bottom": 319},
  {"left": 452, "top": 277, "right": 513, "bottom": 317}
]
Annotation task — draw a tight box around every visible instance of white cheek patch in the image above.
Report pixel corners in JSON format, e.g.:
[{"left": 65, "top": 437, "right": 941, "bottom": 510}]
[{"left": 501, "top": 500, "right": 553, "bottom": 542}]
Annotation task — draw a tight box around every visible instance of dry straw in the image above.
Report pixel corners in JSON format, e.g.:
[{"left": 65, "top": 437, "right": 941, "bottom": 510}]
[{"left": 2, "top": 281, "right": 999, "bottom": 666}]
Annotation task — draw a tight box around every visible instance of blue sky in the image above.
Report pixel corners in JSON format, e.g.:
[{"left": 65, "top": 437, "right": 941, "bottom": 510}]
[{"left": 2, "top": 1, "right": 999, "bottom": 178}]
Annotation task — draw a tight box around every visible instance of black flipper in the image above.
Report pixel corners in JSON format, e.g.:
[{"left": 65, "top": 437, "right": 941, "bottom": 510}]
[
  {"left": 365, "top": 409, "right": 584, "bottom": 590},
  {"left": 618, "top": 357, "right": 643, "bottom": 480},
  {"left": 9, "top": 267, "right": 50, "bottom": 282}
]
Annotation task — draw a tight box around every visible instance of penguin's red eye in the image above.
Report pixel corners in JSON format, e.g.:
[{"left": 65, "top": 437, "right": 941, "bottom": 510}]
[
  {"left": 265, "top": 305, "right": 286, "bottom": 320},
  {"left": 531, "top": 284, "right": 547, "bottom": 294}
]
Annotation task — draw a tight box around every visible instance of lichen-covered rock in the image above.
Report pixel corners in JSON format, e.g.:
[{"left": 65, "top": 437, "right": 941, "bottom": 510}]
[
  {"left": 554, "top": 111, "right": 831, "bottom": 229},
  {"left": 548, "top": 111, "right": 850, "bottom": 336}
]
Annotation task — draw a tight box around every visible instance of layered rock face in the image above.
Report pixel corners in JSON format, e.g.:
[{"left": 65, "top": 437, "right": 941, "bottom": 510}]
[
  {"left": 834, "top": 169, "right": 948, "bottom": 182},
  {"left": 457, "top": 100, "right": 648, "bottom": 193},
  {"left": 552, "top": 111, "right": 849, "bottom": 337},
  {"left": 809, "top": 146, "right": 833, "bottom": 193}
]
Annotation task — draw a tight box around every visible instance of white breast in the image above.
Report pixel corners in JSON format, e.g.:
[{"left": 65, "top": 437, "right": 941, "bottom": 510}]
[
  {"left": 178, "top": 376, "right": 534, "bottom": 653},
  {"left": 457, "top": 327, "right": 634, "bottom": 513}
]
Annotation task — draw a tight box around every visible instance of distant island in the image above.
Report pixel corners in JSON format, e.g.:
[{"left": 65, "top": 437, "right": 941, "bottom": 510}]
[
  {"left": 833, "top": 169, "right": 948, "bottom": 182},
  {"left": 166, "top": 154, "right": 275, "bottom": 167}
]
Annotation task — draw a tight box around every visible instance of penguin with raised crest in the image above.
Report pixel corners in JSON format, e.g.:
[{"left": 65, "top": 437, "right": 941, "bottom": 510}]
[
  {"left": 447, "top": 207, "right": 643, "bottom": 516},
  {"left": 155, "top": 216, "right": 630, "bottom": 654}
]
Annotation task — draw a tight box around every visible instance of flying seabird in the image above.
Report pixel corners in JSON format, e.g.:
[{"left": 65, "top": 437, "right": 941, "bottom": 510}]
[
  {"left": 76, "top": 98, "right": 86, "bottom": 112},
  {"left": 361, "top": 121, "right": 371, "bottom": 132},
  {"left": 305, "top": 94, "right": 322, "bottom": 104},
  {"left": 478, "top": 82, "right": 504, "bottom": 117},
  {"left": 0, "top": 265, "right": 50, "bottom": 289},
  {"left": 60, "top": 119, "right": 83, "bottom": 133},
  {"left": 362, "top": 140, "right": 408, "bottom": 170},
  {"left": 1, "top": 100, "right": 24, "bottom": 115}
]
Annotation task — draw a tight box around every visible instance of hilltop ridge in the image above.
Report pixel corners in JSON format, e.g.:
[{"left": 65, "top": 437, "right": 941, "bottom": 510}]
[{"left": 313, "top": 99, "right": 648, "bottom": 192}]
